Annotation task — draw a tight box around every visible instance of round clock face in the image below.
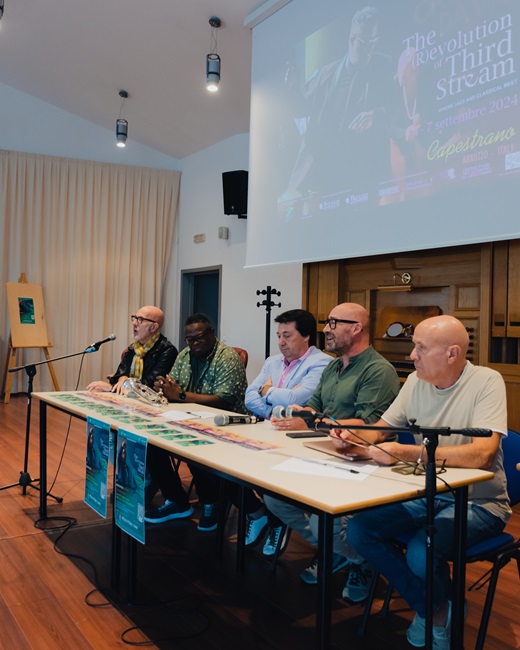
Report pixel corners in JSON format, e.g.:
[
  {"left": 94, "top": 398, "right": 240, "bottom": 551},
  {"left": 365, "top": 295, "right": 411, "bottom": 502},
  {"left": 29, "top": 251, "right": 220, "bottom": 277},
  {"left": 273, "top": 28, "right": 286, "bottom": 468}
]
[{"left": 386, "top": 322, "right": 405, "bottom": 337}]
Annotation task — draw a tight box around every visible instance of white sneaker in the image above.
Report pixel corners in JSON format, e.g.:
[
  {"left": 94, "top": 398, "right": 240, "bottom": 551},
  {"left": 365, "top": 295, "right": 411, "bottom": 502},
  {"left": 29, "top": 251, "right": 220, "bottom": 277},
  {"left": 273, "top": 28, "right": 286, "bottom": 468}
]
[
  {"left": 432, "top": 600, "right": 452, "bottom": 650},
  {"left": 407, "top": 613, "right": 426, "bottom": 647},
  {"left": 407, "top": 600, "right": 467, "bottom": 649}
]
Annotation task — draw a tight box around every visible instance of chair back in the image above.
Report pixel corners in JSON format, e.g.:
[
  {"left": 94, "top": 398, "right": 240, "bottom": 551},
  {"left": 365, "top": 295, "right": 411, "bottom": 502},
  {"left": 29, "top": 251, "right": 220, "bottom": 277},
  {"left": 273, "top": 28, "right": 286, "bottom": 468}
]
[
  {"left": 233, "top": 347, "right": 248, "bottom": 369},
  {"left": 503, "top": 430, "right": 520, "bottom": 505},
  {"left": 397, "top": 430, "right": 416, "bottom": 445}
]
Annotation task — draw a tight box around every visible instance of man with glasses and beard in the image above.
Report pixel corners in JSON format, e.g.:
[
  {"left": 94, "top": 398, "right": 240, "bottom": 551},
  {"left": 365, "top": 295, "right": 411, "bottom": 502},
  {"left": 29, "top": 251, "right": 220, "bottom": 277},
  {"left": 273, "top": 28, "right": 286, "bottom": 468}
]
[
  {"left": 281, "top": 6, "right": 395, "bottom": 203},
  {"left": 144, "top": 313, "right": 247, "bottom": 532},
  {"left": 86, "top": 305, "right": 178, "bottom": 394},
  {"left": 264, "top": 302, "right": 399, "bottom": 603}
]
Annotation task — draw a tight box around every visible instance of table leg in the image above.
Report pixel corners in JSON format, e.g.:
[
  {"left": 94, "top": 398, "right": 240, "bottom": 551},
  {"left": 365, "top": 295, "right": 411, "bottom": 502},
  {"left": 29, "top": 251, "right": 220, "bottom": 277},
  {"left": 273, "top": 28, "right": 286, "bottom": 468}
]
[
  {"left": 236, "top": 484, "right": 246, "bottom": 574},
  {"left": 316, "top": 511, "right": 333, "bottom": 650},
  {"left": 451, "top": 485, "right": 468, "bottom": 649},
  {"left": 39, "top": 399, "right": 47, "bottom": 518}
]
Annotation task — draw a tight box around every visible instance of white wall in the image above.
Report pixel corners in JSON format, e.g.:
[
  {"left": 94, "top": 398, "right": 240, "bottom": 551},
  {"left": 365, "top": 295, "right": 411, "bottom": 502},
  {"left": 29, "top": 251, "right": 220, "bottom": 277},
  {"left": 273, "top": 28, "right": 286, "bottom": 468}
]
[
  {"left": 163, "top": 134, "right": 302, "bottom": 382},
  {"left": 0, "top": 81, "right": 303, "bottom": 384},
  {"left": 0, "top": 82, "right": 181, "bottom": 169}
]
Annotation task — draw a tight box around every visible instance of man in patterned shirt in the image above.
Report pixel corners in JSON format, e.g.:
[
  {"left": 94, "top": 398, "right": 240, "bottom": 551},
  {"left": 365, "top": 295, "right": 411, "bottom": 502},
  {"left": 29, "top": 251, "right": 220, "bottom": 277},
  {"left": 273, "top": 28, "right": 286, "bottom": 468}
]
[{"left": 145, "top": 313, "right": 247, "bottom": 532}]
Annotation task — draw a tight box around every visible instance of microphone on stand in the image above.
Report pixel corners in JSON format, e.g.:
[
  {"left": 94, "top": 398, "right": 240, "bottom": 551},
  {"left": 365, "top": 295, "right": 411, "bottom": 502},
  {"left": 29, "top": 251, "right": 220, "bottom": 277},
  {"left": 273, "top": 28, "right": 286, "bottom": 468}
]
[
  {"left": 272, "top": 405, "right": 325, "bottom": 427},
  {"left": 85, "top": 333, "right": 116, "bottom": 353},
  {"left": 418, "top": 426, "right": 492, "bottom": 438},
  {"left": 214, "top": 414, "right": 259, "bottom": 426}
]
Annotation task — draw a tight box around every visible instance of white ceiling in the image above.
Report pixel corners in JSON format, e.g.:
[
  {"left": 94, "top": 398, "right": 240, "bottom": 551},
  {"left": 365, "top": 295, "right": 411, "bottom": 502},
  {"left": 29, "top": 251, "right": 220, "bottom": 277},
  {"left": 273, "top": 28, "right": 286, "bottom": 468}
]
[{"left": 0, "top": 0, "right": 285, "bottom": 160}]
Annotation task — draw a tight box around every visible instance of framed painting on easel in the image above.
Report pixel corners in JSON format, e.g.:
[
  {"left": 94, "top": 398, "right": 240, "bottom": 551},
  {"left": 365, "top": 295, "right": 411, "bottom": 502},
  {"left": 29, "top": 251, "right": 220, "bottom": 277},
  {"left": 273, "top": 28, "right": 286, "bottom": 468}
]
[{"left": 2, "top": 280, "right": 60, "bottom": 403}]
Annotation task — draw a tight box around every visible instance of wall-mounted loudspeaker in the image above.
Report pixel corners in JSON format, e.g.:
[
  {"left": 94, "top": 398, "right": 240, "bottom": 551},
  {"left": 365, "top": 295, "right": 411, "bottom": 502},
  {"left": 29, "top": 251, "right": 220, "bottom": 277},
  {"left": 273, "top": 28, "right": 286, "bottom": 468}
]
[{"left": 222, "top": 170, "right": 248, "bottom": 218}]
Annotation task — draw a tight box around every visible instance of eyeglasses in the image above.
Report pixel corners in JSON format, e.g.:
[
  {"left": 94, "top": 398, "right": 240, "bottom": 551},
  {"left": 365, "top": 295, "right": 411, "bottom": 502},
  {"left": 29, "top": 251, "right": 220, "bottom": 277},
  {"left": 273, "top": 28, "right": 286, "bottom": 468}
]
[
  {"left": 185, "top": 330, "right": 210, "bottom": 344},
  {"left": 320, "top": 318, "right": 359, "bottom": 330},
  {"left": 130, "top": 315, "right": 156, "bottom": 325},
  {"left": 351, "top": 35, "right": 379, "bottom": 47},
  {"left": 394, "top": 458, "right": 447, "bottom": 476}
]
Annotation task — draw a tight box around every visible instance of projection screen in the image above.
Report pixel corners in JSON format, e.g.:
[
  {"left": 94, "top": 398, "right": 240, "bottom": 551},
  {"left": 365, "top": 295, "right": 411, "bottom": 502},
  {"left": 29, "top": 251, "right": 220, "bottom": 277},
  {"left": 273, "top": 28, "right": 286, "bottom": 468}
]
[{"left": 247, "top": 0, "right": 520, "bottom": 267}]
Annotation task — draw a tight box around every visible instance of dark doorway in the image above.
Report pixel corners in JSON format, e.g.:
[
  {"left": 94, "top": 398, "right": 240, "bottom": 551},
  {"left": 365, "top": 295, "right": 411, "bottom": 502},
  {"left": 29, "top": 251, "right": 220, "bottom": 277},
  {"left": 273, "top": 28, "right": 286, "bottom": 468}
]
[{"left": 180, "top": 266, "right": 221, "bottom": 337}]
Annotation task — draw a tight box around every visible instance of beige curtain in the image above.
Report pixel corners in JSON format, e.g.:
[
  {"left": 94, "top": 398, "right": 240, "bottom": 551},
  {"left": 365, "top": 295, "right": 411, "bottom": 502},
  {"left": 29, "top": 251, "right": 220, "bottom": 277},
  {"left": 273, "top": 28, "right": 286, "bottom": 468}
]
[{"left": 0, "top": 150, "right": 180, "bottom": 393}]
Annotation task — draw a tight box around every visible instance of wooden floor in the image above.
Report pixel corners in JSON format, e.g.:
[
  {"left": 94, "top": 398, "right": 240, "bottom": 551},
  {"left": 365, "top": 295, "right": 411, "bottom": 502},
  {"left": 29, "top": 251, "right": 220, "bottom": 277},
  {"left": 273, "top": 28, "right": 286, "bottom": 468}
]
[{"left": 0, "top": 394, "right": 519, "bottom": 650}]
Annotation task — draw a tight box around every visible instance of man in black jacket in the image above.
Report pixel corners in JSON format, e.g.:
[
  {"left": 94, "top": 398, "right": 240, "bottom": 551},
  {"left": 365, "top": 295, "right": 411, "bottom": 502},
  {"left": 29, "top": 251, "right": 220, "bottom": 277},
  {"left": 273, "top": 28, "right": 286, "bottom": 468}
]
[{"left": 86, "top": 305, "right": 178, "bottom": 393}]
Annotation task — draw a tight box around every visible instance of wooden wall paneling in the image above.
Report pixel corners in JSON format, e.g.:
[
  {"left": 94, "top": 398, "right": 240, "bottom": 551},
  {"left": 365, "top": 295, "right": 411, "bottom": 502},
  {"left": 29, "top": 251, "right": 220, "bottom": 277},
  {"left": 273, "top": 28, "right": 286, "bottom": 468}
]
[
  {"left": 315, "top": 261, "right": 340, "bottom": 320},
  {"left": 453, "top": 285, "right": 480, "bottom": 311},
  {"left": 479, "top": 244, "right": 492, "bottom": 366},
  {"left": 503, "top": 374, "right": 520, "bottom": 433},
  {"left": 301, "top": 263, "right": 310, "bottom": 310},
  {"left": 507, "top": 239, "right": 520, "bottom": 337},
  {"left": 491, "top": 241, "right": 509, "bottom": 337}
]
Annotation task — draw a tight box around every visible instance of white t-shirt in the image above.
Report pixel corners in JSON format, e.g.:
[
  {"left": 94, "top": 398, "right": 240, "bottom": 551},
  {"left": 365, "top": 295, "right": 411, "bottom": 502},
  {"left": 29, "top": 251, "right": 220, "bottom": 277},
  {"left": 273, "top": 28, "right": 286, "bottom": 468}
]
[{"left": 383, "top": 362, "right": 511, "bottom": 522}]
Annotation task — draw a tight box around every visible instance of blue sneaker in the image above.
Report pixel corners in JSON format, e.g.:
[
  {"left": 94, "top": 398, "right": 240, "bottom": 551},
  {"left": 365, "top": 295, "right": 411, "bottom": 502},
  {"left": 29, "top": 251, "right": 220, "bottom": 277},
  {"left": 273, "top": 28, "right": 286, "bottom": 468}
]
[{"left": 245, "top": 514, "right": 268, "bottom": 546}]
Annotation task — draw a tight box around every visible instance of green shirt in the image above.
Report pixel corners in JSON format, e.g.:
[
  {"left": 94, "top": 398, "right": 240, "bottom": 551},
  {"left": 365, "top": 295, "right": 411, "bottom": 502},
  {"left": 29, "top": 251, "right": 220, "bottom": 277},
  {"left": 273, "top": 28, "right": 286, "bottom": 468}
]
[
  {"left": 306, "top": 345, "right": 400, "bottom": 423},
  {"left": 169, "top": 339, "right": 248, "bottom": 414}
]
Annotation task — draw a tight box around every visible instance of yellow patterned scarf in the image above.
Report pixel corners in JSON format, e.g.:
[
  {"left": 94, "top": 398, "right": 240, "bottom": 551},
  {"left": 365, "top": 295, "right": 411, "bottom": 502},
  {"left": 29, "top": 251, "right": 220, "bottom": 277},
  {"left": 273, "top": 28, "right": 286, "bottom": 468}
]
[{"left": 130, "top": 331, "right": 160, "bottom": 379}]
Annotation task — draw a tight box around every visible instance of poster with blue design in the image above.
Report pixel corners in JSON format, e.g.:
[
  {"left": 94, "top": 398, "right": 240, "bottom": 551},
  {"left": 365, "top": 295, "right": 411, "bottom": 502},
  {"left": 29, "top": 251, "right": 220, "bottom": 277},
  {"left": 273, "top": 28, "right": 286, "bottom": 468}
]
[
  {"left": 84, "top": 417, "right": 110, "bottom": 517},
  {"left": 114, "top": 428, "right": 147, "bottom": 544}
]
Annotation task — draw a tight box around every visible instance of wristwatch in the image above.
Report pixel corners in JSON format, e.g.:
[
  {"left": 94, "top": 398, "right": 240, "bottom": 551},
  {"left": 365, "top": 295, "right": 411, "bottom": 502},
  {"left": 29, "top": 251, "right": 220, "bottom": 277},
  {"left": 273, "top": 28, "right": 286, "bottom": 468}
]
[
  {"left": 179, "top": 390, "right": 186, "bottom": 401},
  {"left": 258, "top": 384, "right": 265, "bottom": 396}
]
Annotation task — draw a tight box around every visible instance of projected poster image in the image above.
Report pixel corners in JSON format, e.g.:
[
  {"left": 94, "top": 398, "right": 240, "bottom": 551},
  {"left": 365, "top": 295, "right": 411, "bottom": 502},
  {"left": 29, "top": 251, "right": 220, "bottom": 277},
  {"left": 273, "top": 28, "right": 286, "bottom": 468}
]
[{"left": 271, "top": 1, "right": 520, "bottom": 223}]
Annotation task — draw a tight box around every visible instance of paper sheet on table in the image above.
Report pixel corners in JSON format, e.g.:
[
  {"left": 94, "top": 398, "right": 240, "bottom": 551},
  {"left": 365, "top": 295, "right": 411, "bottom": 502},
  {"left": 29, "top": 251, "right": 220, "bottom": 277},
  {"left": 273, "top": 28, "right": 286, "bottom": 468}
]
[
  {"left": 272, "top": 457, "right": 377, "bottom": 481},
  {"left": 161, "top": 409, "right": 216, "bottom": 421}
]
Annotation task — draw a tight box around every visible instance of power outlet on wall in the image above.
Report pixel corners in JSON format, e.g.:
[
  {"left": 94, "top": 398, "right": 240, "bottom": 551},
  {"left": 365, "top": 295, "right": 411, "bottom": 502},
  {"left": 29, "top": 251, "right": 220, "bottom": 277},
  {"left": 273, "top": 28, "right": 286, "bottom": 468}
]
[{"left": 193, "top": 233, "right": 206, "bottom": 244}]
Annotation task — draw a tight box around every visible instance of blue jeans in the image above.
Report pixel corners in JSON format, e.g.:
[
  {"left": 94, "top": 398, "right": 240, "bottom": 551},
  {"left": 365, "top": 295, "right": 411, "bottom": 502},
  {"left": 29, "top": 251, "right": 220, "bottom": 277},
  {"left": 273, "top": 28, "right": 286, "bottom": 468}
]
[{"left": 347, "top": 497, "right": 505, "bottom": 617}]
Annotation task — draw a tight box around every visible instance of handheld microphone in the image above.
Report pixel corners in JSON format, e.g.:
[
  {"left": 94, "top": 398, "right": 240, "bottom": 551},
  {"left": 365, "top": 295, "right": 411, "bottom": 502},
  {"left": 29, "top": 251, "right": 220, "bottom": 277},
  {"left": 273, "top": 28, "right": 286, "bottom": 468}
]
[
  {"left": 213, "top": 414, "right": 259, "bottom": 426},
  {"left": 85, "top": 333, "right": 116, "bottom": 353}
]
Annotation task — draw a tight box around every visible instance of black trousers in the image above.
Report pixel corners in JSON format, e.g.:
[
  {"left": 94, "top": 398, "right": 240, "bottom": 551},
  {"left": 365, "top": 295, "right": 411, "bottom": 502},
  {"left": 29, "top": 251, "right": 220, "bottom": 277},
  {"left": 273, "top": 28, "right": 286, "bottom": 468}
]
[{"left": 146, "top": 445, "right": 219, "bottom": 506}]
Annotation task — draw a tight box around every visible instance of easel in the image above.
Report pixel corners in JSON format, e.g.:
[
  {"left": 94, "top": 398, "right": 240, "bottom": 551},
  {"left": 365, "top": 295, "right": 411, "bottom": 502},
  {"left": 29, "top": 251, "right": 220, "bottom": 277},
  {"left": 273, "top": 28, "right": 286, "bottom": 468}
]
[{"left": 1, "top": 274, "right": 60, "bottom": 403}]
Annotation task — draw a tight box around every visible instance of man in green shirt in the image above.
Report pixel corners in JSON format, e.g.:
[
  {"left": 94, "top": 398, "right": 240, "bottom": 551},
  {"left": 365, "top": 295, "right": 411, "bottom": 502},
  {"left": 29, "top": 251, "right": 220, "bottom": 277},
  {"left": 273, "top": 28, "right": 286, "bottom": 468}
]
[
  {"left": 145, "top": 313, "right": 247, "bottom": 532},
  {"left": 265, "top": 302, "right": 399, "bottom": 602}
]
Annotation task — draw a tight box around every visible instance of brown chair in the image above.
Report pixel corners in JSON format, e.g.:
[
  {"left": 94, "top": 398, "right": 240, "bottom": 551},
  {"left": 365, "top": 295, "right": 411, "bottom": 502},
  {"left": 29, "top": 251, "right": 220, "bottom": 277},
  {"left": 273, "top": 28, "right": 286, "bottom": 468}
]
[{"left": 233, "top": 347, "right": 248, "bottom": 368}]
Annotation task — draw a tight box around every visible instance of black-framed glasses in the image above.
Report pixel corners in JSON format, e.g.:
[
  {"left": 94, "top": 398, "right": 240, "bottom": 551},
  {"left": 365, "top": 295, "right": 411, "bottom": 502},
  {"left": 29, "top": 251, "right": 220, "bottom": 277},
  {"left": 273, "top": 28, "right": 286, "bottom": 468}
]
[
  {"left": 185, "top": 330, "right": 210, "bottom": 344},
  {"left": 320, "top": 318, "right": 359, "bottom": 330},
  {"left": 130, "top": 315, "right": 156, "bottom": 325},
  {"left": 393, "top": 458, "right": 447, "bottom": 476},
  {"left": 413, "top": 458, "right": 447, "bottom": 476},
  {"left": 351, "top": 35, "right": 380, "bottom": 47}
]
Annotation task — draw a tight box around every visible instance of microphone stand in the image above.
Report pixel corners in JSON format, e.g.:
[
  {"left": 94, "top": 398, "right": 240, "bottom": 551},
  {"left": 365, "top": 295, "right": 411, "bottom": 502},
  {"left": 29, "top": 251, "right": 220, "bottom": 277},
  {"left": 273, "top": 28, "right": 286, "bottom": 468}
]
[
  {"left": 256, "top": 285, "right": 281, "bottom": 359},
  {"left": 0, "top": 345, "right": 105, "bottom": 507},
  {"left": 312, "top": 419, "right": 491, "bottom": 650}
]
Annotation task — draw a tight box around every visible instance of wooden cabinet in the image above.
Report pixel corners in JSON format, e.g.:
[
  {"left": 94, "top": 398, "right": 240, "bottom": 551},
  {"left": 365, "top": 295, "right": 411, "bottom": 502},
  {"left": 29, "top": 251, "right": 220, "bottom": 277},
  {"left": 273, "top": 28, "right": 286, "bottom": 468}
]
[
  {"left": 302, "top": 241, "right": 520, "bottom": 430},
  {"left": 303, "top": 245, "right": 483, "bottom": 365},
  {"left": 492, "top": 239, "right": 520, "bottom": 337},
  {"left": 490, "top": 239, "right": 520, "bottom": 365}
]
